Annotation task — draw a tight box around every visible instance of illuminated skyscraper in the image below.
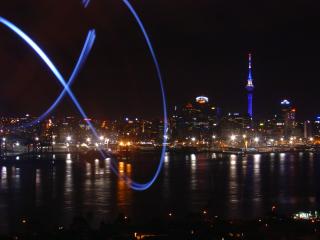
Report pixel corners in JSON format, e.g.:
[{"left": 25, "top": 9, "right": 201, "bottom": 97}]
[
  {"left": 171, "top": 96, "right": 219, "bottom": 141},
  {"left": 280, "top": 99, "right": 296, "bottom": 137},
  {"left": 246, "top": 53, "right": 254, "bottom": 118}
]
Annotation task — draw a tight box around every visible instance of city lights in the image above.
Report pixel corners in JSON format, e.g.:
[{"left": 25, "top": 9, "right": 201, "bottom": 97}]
[
  {"left": 0, "top": 1, "right": 319, "bottom": 238},
  {"left": 230, "top": 135, "right": 236, "bottom": 141},
  {"left": 0, "top": 0, "right": 318, "bottom": 197}
]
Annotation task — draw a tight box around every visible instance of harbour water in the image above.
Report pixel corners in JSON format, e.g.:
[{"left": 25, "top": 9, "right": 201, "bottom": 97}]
[{"left": 0, "top": 151, "right": 320, "bottom": 233}]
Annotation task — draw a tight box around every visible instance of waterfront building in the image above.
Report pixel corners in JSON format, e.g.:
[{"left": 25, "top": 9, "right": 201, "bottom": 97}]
[
  {"left": 218, "top": 112, "right": 252, "bottom": 140},
  {"left": 280, "top": 99, "right": 297, "bottom": 138},
  {"left": 171, "top": 96, "right": 219, "bottom": 142}
]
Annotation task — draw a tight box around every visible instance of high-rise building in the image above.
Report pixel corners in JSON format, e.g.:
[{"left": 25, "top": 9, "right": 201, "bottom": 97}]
[
  {"left": 171, "top": 96, "right": 219, "bottom": 141},
  {"left": 280, "top": 99, "right": 296, "bottom": 137},
  {"left": 218, "top": 112, "right": 251, "bottom": 139},
  {"left": 246, "top": 53, "right": 254, "bottom": 119},
  {"left": 312, "top": 115, "right": 320, "bottom": 137},
  {"left": 304, "top": 121, "right": 313, "bottom": 139}
]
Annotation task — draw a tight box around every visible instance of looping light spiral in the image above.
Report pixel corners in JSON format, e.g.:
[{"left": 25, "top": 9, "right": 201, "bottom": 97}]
[{"left": 0, "top": 0, "right": 167, "bottom": 191}]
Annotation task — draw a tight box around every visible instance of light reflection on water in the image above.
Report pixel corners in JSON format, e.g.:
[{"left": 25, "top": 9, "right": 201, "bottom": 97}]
[
  {"left": 0, "top": 152, "right": 320, "bottom": 233},
  {"left": 1, "top": 166, "right": 7, "bottom": 190},
  {"left": 190, "top": 154, "right": 197, "bottom": 191},
  {"left": 229, "top": 154, "right": 238, "bottom": 205},
  {"left": 163, "top": 153, "right": 170, "bottom": 196},
  {"left": 117, "top": 160, "right": 132, "bottom": 217}
]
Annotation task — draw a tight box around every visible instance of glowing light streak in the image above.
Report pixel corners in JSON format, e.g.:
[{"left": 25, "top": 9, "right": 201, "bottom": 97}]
[
  {"left": 0, "top": 0, "right": 167, "bottom": 191},
  {"left": 82, "top": 0, "right": 90, "bottom": 8},
  {"left": 0, "top": 17, "right": 96, "bottom": 129},
  {"left": 66, "top": 0, "right": 168, "bottom": 191},
  {"left": 107, "top": 0, "right": 168, "bottom": 190}
]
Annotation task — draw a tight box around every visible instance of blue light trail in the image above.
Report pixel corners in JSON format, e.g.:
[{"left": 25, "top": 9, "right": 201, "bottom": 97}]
[
  {"left": 120, "top": 0, "right": 168, "bottom": 190},
  {"left": 0, "top": 17, "right": 96, "bottom": 129},
  {"left": 0, "top": 0, "right": 167, "bottom": 191},
  {"left": 82, "top": 0, "right": 90, "bottom": 8}
]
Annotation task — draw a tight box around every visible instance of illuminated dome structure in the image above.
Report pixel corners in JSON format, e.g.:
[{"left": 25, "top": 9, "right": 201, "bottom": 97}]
[{"left": 196, "top": 96, "right": 209, "bottom": 104}]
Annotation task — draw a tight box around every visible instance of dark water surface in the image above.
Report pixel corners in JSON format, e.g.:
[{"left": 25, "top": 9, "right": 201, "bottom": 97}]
[{"left": 1, "top": 152, "right": 320, "bottom": 233}]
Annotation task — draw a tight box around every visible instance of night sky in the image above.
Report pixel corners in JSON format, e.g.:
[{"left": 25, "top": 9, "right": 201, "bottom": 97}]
[{"left": 0, "top": 0, "right": 320, "bottom": 120}]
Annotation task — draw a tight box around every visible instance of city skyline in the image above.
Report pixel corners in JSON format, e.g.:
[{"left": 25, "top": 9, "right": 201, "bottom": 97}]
[
  {"left": 2, "top": 2, "right": 320, "bottom": 238},
  {"left": 0, "top": 0, "right": 320, "bottom": 119}
]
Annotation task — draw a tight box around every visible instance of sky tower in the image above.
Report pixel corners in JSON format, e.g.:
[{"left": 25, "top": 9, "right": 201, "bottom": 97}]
[{"left": 246, "top": 53, "right": 254, "bottom": 118}]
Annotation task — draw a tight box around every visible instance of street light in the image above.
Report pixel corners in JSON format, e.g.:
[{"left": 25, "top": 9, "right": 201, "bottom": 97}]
[
  {"left": 254, "top": 137, "right": 259, "bottom": 143},
  {"left": 230, "top": 135, "right": 236, "bottom": 141},
  {"left": 66, "top": 136, "right": 72, "bottom": 142}
]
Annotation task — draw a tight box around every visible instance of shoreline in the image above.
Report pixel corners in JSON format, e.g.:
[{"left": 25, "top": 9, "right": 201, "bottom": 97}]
[{"left": 0, "top": 148, "right": 318, "bottom": 163}]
